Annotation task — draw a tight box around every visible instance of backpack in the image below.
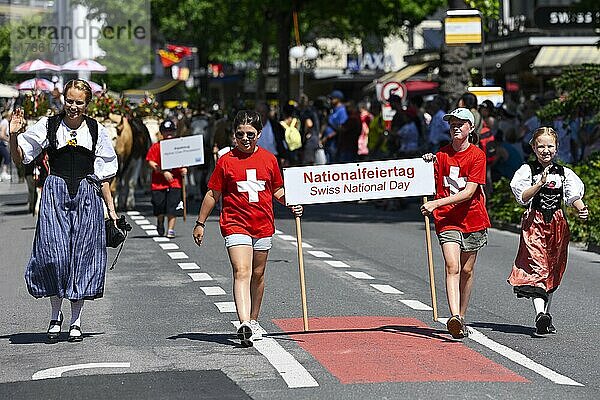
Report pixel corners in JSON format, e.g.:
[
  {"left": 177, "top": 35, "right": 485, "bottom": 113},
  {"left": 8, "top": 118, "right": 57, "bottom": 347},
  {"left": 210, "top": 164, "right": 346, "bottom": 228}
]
[{"left": 280, "top": 118, "right": 302, "bottom": 151}]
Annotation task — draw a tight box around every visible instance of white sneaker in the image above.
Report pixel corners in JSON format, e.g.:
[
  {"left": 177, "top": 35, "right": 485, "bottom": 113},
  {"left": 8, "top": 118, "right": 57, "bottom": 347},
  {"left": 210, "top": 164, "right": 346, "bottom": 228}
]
[
  {"left": 249, "top": 320, "right": 265, "bottom": 341},
  {"left": 237, "top": 321, "right": 253, "bottom": 347},
  {"left": 1, "top": 173, "right": 10, "bottom": 181}
]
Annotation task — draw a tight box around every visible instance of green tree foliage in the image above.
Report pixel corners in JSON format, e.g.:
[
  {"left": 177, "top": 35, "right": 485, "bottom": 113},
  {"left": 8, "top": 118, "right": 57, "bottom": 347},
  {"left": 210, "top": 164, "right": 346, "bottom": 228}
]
[
  {"left": 488, "top": 154, "right": 600, "bottom": 247},
  {"left": 151, "top": 0, "right": 445, "bottom": 105},
  {"left": 537, "top": 64, "right": 600, "bottom": 125}
]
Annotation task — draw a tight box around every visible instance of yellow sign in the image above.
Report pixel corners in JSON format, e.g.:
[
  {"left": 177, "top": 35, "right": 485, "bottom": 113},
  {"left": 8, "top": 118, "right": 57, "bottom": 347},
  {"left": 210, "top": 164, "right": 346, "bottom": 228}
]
[
  {"left": 468, "top": 86, "right": 504, "bottom": 106},
  {"left": 445, "top": 16, "right": 482, "bottom": 44}
]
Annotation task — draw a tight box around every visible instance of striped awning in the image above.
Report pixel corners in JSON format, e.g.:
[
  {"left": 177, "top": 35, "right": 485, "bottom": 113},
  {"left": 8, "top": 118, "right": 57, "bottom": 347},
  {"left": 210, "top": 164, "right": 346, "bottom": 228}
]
[{"left": 532, "top": 46, "right": 600, "bottom": 68}]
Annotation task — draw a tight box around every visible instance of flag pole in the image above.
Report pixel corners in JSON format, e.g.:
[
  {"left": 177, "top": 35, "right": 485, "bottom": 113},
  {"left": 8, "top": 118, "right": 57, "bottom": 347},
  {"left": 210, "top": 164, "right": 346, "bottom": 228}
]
[
  {"left": 423, "top": 196, "right": 438, "bottom": 321},
  {"left": 294, "top": 215, "right": 309, "bottom": 331}
]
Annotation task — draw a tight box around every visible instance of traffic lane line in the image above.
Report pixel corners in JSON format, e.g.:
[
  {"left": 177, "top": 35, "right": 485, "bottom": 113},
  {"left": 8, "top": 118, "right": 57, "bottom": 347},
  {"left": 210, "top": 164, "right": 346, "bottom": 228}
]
[
  {"left": 231, "top": 322, "right": 319, "bottom": 389},
  {"left": 32, "top": 362, "right": 130, "bottom": 380},
  {"left": 437, "top": 318, "right": 584, "bottom": 386},
  {"left": 273, "top": 316, "right": 528, "bottom": 384}
]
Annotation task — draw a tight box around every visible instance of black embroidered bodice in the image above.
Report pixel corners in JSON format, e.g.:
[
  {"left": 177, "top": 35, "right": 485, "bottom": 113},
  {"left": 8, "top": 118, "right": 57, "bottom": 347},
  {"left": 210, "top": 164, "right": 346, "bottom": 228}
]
[
  {"left": 46, "top": 114, "right": 99, "bottom": 197},
  {"left": 528, "top": 161, "right": 565, "bottom": 223}
]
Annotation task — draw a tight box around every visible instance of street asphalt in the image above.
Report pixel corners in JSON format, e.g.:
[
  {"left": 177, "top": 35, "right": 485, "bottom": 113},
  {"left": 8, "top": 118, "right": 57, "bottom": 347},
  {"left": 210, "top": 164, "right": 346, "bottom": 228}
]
[{"left": 1, "top": 176, "right": 598, "bottom": 400}]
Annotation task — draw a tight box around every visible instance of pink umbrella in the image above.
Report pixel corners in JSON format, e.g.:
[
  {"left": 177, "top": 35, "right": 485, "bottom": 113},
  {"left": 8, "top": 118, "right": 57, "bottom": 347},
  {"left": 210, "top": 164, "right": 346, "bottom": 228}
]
[
  {"left": 14, "top": 59, "right": 61, "bottom": 72},
  {"left": 17, "top": 78, "right": 55, "bottom": 91},
  {"left": 61, "top": 59, "right": 107, "bottom": 72},
  {"left": 85, "top": 80, "right": 104, "bottom": 94}
]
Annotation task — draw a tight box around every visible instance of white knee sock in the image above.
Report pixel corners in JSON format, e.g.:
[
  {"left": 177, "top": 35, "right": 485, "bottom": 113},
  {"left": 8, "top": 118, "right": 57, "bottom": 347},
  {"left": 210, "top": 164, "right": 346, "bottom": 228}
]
[
  {"left": 49, "top": 296, "right": 63, "bottom": 321},
  {"left": 533, "top": 297, "right": 546, "bottom": 315},
  {"left": 544, "top": 293, "right": 553, "bottom": 314},
  {"left": 70, "top": 300, "right": 84, "bottom": 329}
]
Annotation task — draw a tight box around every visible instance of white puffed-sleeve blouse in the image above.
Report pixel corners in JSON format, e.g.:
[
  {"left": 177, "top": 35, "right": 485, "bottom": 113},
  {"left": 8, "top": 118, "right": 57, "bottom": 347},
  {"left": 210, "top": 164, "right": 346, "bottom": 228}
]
[
  {"left": 510, "top": 163, "right": 585, "bottom": 207},
  {"left": 17, "top": 116, "right": 118, "bottom": 181}
]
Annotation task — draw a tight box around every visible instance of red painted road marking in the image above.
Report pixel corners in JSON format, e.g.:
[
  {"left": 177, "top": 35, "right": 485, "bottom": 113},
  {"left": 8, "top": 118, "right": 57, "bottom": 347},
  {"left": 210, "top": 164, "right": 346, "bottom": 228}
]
[{"left": 273, "top": 316, "right": 529, "bottom": 384}]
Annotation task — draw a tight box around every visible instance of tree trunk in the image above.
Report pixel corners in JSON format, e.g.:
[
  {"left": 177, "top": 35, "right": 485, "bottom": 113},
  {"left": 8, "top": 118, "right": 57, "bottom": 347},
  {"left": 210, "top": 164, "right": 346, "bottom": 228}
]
[
  {"left": 276, "top": 8, "right": 292, "bottom": 109},
  {"left": 439, "top": 0, "right": 470, "bottom": 108}
]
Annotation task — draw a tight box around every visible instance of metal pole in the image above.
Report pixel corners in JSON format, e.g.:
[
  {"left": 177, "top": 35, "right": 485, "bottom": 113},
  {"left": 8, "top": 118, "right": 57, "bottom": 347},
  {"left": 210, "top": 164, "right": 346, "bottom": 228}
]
[
  {"left": 481, "top": 19, "right": 486, "bottom": 85},
  {"left": 299, "top": 59, "right": 304, "bottom": 101}
]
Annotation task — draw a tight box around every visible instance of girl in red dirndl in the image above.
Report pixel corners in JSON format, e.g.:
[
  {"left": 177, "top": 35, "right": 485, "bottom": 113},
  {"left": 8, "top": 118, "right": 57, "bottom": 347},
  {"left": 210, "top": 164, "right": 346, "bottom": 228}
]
[{"left": 508, "top": 127, "right": 588, "bottom": 334}]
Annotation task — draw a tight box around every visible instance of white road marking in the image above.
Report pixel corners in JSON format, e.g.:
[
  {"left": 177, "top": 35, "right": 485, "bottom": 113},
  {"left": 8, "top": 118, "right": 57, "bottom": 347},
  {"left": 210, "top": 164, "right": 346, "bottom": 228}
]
[
  {"left": 399, "top": 299, "right": 433, "bottom": 310},
  {"left": 274, "top": 229, "right": 283, "bottom": 234},
  {"left": 370, "top": 284, "right": 404, "bottom": 294},
  {"left": 214, "top": 302, "right": 236, "bottom": 313},
  {"left": 140, "top": 224, "right": 157, "bottom": 230},
  {"left": 437, "top": 318, "right": 583, "bottom": 386},
  {"left": 134, "top": 219, "right": 150, "bottom": 225},
  {"left": 129, "top": 215, "right": 144, "bottom": 220},
  {"left": 159, "top": 243, "right": 179, "bottom": 250},
  {"left": 188, "top": 272, "right": 213, "bottom": 281},
  {"left": 179, "top": 262, "right": 200, "bottom": 270},
  {"left": 231, "top": 322, "right": 319, "bottom": 388},
  {"left": 145, "top": 230, "right": 159, "bottom": 236},
  {"left": 324, "top": 260, "right": 351, "bottom": 268},
  {"left": 289, "top": 241, "right": 313, "bottom": 248},
  {"left": 278, "top": 234, "right": 296, "bottom": 241},
  {"left": 200, "top": 286, "right": 226, "bottom": 296},
  {"left": 153, "top": 237, "right": 170, "bottom": 242},
  {"left": 126, "top": 211, "right": 141, "bottom": 215},
  {"left": 345, "top": 271, "right": 375, "bottom": 280},
  {"left": 168, "top": 252, "right": 188, "bottom": 260},
  {"left": 32, "top": 362, "right": 130, "bottom": 380},
  {"left": 307, "top": 250, "right": 332, "bottom": 258}
]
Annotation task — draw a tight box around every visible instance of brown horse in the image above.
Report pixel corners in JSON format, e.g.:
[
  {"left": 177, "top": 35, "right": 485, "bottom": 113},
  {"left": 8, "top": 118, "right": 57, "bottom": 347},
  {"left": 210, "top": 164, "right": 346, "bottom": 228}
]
[{"left": 101, "top": 113, "right": 151, "bottom": 210}]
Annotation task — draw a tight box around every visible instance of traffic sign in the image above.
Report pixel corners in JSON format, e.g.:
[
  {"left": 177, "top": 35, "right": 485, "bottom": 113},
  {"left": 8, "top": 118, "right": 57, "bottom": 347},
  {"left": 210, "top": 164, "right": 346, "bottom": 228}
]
[{"left": 381, "top": 81, "right": 406, "bottom": 102}]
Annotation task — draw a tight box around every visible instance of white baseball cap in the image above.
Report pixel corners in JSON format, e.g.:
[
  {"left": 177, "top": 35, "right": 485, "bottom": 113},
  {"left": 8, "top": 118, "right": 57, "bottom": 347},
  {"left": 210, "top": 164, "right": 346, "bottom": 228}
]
[{"left": 443, "top": 108, "right": 474, "bottom": 125}]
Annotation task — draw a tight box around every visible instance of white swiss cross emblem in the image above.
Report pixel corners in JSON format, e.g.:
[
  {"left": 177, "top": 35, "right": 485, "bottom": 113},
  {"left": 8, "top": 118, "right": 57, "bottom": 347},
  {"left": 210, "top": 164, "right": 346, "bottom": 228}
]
[
  {"left": 444, "top": 166, "right": 467, "bottom": 195},
  {"left": 237, "top": 169, "right": 266, "bottom": 202}
]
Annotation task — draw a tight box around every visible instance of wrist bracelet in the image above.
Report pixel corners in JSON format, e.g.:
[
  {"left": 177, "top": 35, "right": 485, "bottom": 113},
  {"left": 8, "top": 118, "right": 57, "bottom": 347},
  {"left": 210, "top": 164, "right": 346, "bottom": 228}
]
[{"left": 195, "top": 220, "right": 205, "bottom": 228}]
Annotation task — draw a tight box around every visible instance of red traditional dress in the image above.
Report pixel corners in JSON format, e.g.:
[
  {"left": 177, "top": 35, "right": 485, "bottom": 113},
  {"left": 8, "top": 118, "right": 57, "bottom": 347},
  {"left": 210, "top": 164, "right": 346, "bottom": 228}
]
[
  {"left": 208, "top": 146, "right": 283, "bottom": 238},
  {"left": 508, "top": 161, "right": 585, "bottom": 300},
  {"left": 433, "top": 143, "right": 490, "bottom": 234}
]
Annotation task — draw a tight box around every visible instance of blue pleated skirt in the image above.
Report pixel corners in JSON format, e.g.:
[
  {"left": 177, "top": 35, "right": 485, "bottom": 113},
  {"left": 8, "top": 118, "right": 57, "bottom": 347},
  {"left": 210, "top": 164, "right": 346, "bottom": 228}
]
[{"left": 25, "top": 175, "right": 107, "bottom": 300}]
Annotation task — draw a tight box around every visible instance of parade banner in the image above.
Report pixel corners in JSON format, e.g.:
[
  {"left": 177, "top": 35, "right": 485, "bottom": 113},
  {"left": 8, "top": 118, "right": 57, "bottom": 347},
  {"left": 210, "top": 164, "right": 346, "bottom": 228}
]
[
  {"left": 283, "top": 158, "right": 434, "bottom": 206},
  {"left": 160, "top": 135, "right": 204, "bottom": 170}
]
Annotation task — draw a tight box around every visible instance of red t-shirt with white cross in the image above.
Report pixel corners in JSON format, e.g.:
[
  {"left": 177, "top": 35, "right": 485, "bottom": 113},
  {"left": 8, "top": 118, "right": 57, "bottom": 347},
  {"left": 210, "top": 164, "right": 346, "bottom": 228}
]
[
  {"left": 432, "top": 143, "right": 490, "bottom": 234},
  {"left": 208, "top": 147, "right": 284, "bottom": 237}
]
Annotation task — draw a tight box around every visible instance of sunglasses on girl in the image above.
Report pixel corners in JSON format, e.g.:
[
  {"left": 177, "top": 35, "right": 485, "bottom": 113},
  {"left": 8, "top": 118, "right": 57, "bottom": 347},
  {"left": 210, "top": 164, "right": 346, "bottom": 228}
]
[{"left": 234, "top": 131, "right": 257, "bottom": 140}]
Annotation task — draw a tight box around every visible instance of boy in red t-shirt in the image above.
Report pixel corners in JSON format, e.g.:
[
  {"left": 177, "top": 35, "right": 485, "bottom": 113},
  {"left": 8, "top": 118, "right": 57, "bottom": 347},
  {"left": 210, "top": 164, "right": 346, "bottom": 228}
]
[
  {"left": 146, "top": 120, "right": 187, "bottom": 237},
  {"left": 421, "top": 107, "right": 490, "bottom": 340}
]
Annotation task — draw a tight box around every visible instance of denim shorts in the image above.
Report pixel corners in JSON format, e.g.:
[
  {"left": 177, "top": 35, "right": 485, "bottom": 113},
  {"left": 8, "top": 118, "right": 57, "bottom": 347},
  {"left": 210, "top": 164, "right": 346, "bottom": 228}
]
[
  {"left": 438, "top": 229, "right": 488, "bottom": 252},
  {"left": 224, "top": 234, "right": 272, "bottom": 250}
]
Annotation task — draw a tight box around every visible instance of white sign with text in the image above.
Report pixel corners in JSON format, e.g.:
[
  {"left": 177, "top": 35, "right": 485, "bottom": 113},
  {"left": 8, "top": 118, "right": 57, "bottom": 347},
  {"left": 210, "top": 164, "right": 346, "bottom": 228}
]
[
  {"left": 283, "top": 158, "right": 435, "bottom": 205},
  {"left": 160, "top": 135, "right": 204, "bottom": 169}
]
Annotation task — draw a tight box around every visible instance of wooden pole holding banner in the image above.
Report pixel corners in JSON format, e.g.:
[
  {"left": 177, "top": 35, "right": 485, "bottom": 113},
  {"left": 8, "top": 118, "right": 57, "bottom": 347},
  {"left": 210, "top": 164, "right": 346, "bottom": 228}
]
[
  {"left": 294, "top": 216, "right": 309, "bottom": 331},
  {"left": 423, "top": 196, "right": 438, "bottom": 321},
  {"left": 182, "top": 176, "right": 187, "bottom": 222}
]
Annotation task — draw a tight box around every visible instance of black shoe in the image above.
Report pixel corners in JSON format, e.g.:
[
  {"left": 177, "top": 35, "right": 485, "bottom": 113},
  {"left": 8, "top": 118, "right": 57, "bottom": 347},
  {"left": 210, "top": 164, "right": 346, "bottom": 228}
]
[
  {"left": 157, "top": 222, "right": 165, "bottom": 237},
  {"left": 546, "top": 313, "right": 557, "bottom": 334},
  {"left": 47, "top": 311, "right": 63, "bottom": 341},
  {"left": 535, "top": 312, "right": 551, "bottom": 334},
  {"left": 68, "top": 325, "right": 83, "bottom": 342}
]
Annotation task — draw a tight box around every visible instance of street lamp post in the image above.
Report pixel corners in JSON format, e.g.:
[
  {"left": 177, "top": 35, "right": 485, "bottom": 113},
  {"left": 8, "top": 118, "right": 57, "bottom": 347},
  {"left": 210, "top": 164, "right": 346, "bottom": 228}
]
[{"left": 289, "top": 45, "right": 319, "bottom": 101}]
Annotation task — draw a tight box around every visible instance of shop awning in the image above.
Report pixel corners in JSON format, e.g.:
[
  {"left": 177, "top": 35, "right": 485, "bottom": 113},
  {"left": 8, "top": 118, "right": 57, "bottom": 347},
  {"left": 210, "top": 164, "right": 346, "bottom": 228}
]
[
  {"left": 532, "top": 46, "right": 600, "bottom": 68},
  {"left": 467, "top": 49, "right": 525, "bottom": 70},
  {"left": 363, "top": 63, "right": 430, "bottom": 91},
  {"left": 467, "top": 48, "right": 539, "bottom": 74},
  {"left": 122, "top": 78, "right": 182, "bottom": 96}
]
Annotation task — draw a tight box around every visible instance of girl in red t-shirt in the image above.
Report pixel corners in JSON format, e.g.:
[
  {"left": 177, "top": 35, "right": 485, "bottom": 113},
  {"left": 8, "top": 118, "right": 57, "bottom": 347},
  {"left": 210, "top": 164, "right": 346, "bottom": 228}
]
[
  {"left": 421, "top": 107, "right": 490, "bottom": 340},
  {"left": 193, "top": 110, "right": 302, "bottom": 347}
]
